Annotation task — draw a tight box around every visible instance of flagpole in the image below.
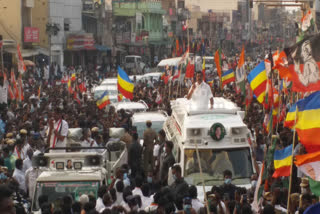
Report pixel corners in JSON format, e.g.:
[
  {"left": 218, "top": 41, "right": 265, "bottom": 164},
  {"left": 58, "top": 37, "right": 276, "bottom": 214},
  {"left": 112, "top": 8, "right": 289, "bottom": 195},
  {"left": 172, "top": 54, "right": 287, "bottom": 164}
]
[
  {"left": 286, "top": 98, "right": 299, "bottom": 214},
  {"left": 194, "top": 141, "right": 210, "bottom": 214}
]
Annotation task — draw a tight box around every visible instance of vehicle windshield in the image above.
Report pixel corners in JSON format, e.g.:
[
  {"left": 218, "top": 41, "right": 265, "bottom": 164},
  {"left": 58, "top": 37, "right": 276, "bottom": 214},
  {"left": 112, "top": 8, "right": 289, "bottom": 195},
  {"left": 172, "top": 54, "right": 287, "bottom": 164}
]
[
  {"left": 126, "top": 57, "right": 135, "bottom": 63},
  {"left": 205, "top": 59, "right": 214, "bottom": 64},
  {"left": 184, "top": 148, "right": 253, "bottom": 186},
  {"left": 94, "top": 90, "right": 118, "bottom": 100},
  {"left": 134, "top": 121, "right": 165, "bottom": 138},
  {"left": 32, "top": 181, "right": 99, "bottom": 211}
]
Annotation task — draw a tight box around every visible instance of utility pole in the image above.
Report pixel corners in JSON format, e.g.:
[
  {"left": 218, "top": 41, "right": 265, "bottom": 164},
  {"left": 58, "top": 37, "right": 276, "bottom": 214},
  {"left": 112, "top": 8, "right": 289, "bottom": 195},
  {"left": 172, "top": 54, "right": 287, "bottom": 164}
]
[
  {"left": 0, "top": 35, "right": 3, "bottom": 73},
  {"left": 46, "top": 23, "right": 60, "bottom": 67}
]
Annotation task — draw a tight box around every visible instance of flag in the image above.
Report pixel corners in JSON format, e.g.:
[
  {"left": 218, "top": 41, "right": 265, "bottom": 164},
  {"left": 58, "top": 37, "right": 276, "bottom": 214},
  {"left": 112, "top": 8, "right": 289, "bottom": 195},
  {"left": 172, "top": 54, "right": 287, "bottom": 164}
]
[
  {"left": 73, "top": 91, "right": 81, "bottom": 105},
  {"left": 117, "top": 66, "right": 134, "bottom": 100},
  {"left": 208, "top": 80, "right": 214, "bottom": 88},
  {"left": 245, "top": 82, "right": 253, "bottom": 108},
  {"left": 247, "top": 61, "right": 267, "bottom": 104},
  {"left": 118, "top": 94, "right": 123, "bottom": 102},
  {"left": 8, "top": 85, "right": 15, "bottom": 100},
  {"left": 172, "top": 67, "right": 181, "bottom": 82},
  {"left": 221, "top": 69, "right": 235, "bottom": 87},
  {"left": 263, "top": 110, "right": 273, "bottom": 134},
  {"left": 214, "top": 49, "right": 222, "bottom": 79},
  {"left": 79, "top": 82, "right": 86, "bottom": 93},
  {"left": 71, "top": 73, "right": 76, "bottom": 81},
  {"left": 17, "top": 44, "right": 26, "bottom": 73},
  {"left": 283, "top": 34, "right": 320, "bottom": 92},
  {"left": 295, "top": 91, "right": 320, "bottom": 152},
  {"left": 18, "top": 74, "right": 24, "bottom": 102},
  {"left": 185, "top": 61, "right": 195, "bottom": 79},
  {"left": 272, "top": 144, "right": 293, "bottom": 178},
  {"left": 301, "top": 9, "right": 313, "bottom": 32},
  {"left": 280, "top": 79, "right": 289, "bottom": 95},
  {"left": 284, "top": 103, "right": 297, "bottom": 129},
  {"left": 295, "top": 150, "right": 320, "bottom": 181},
  {"left": 61, "top": 75, "right": 69, "bottom": 84},
  {"left": 96, "top": 91, "right": 110, "bottom": 109},
  {"left": 176, "top": 39, "right": 180, "bottom": 56},
  {"left": 235, "top": 46, "right": 246, "bottom": 95},
  {"left": 202, "top": 58, "right": 206, "bottom": 81},
  {"left": 68, "top": 78, "right": 73, "bottom": 94}
]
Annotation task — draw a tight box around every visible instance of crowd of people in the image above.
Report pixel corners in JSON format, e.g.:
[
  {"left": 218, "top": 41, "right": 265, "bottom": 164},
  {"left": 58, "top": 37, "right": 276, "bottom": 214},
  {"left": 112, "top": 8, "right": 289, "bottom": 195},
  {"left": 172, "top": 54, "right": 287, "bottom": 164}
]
[{"left": 0, "top": 57, "right": 318, "bottom": 214}]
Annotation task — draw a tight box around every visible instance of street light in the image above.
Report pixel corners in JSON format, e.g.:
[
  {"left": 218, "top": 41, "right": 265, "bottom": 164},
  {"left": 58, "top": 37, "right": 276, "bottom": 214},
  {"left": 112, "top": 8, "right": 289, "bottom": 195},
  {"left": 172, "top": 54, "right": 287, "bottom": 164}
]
[{"left": 46, "top": 22, "right": 60, "bottom": 66}]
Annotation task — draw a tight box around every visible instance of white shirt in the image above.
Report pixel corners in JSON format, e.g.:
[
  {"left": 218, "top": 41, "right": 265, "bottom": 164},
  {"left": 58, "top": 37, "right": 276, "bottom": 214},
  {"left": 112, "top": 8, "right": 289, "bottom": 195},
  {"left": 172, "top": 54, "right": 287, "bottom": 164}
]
[
  {"left": 49, "top": 119, "right": 68, "bottom": 153},
  {"left": 192, "top": 198, "right": 204, "bottom": 214},
  {"left": 96, "top": 197, "right": 105, "bottom": 212},
  {"left": 13, "top": 168, "right": 26, "bottom": 192},
  {"left": 132, "top": 187, "right": 143, "bottom": 198},
  {"left": 189, "top": 81, "right": 213, "bottom": 110},
  {"left": 13, "top": 144, "right": 30, "bottom": 160},
  {"left": 23, "top": 157, "right": 32, "bottom": 172},
  {"left": 25, "top": 167, "right": 42, "bottom": 199},
  {"left": 0, "top": 81, "right": 8, "bottom": 104},
  {"left": 141, "top": 195, "right": 153, "bottom": 210},
  {"left": 81, "top": 138, "right": 99, "bottom": 152}
]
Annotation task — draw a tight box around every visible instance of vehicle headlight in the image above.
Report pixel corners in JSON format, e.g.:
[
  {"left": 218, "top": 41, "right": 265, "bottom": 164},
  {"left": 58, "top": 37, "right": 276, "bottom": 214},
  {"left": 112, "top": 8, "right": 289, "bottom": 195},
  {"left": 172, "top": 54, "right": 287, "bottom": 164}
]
[{"left": 232, "top": 128, "right": 241, "bottom": 135}]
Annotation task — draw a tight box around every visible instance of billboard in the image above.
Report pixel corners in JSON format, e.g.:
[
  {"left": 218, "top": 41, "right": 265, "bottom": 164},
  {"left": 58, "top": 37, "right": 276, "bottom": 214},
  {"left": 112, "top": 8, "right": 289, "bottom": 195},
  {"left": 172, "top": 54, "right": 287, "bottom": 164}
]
[{"left": 24, "top": 27, "right": 39, "bottom": 43}]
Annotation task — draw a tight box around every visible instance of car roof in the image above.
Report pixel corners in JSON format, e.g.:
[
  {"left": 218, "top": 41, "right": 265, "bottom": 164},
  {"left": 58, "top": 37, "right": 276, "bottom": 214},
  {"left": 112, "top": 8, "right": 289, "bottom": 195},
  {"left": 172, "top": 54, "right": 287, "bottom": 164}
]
[
  {"left": 125, "top": 55, "right": 141, "bottom": 58},
  {"left": 101, "top": 78, "right": 117, "bottom": 84},
  {"left": 111, "top": 102, "right": 148, "bottom": 111},
  {"left": 93, "top": 85, "right": 117, "bottom": 92},
  {"left": 132, "top": 111, "right": 167, "bottom": 123}
]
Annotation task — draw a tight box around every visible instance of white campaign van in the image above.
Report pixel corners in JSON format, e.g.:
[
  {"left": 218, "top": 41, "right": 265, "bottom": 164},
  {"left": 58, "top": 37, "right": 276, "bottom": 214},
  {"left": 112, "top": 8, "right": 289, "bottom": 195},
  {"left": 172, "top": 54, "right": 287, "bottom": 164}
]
[
  {"left": 163, "top": 98, "right": 254, "bottom": 201},
  {"left": 100, "top": 78, "right": 118, "bottom": 86},
  {"left": 125, "top": 55, "right": 145, "bottom": 74},
  {"left": 131, "top": 111, "right": 168, "bottom": 138},
  {"left": 31, "top": 129, "right": 128, "bottom": 213},
  {"left": 111, "top": 100, "right": 149, "bottom": 113}
]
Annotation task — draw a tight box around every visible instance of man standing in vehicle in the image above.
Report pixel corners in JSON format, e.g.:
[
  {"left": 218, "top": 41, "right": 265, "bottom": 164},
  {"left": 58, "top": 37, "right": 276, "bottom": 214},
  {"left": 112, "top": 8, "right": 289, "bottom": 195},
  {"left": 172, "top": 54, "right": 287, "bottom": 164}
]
[
  {"left": 143, "top": 120, "right": 157, "bottom": 175},
  {"left": 187, "top": 71, "right": 214, "bottom": 110}
]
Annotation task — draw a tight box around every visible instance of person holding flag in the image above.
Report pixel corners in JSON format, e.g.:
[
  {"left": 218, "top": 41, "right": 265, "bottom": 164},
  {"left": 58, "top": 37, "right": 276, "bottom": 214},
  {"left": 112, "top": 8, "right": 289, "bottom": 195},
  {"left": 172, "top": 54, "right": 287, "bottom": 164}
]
[{"left": 187, "top": 71, "right": 214, "bottom": 110}]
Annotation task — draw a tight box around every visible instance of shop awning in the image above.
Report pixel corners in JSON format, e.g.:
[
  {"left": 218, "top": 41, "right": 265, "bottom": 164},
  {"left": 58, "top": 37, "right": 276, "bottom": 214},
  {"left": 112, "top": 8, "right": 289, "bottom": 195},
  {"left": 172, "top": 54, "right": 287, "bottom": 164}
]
[{"left": 4, "top": 47, "right": 40, "bottom": 57}]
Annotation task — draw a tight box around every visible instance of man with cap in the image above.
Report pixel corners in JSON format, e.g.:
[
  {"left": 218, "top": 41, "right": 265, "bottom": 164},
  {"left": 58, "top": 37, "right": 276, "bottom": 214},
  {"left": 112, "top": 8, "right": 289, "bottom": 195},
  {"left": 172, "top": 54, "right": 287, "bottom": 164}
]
[
  {"left": 47, "top": 107, "right": 69, "bottom": 153},
  {"left": 19, "top": 129, "right": 28, "bottom": 145},
  {"left": 143, "top": 120, "right": 157, "bottom": 175}
]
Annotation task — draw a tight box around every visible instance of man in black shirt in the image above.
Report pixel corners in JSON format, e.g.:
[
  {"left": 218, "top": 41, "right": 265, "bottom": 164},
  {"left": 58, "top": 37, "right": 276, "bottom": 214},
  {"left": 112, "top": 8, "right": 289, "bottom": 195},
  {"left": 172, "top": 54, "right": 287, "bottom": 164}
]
[{"left": 128, "top": 133, "right": 142, "bottom": 178}]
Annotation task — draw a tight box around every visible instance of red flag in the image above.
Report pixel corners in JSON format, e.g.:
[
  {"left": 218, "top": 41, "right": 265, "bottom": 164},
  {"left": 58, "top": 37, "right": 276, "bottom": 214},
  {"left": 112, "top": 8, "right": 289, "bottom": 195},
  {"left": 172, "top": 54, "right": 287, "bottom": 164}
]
[
  {"left": 17, "top": 44, "right": 26, "bottom": 73},
  {"left": 185, "top": 62, "right": 195, "bottom": 79},
  {"left": 176, "top": 39, "right": 180, "bottom": 56},
  {"left": 214, "top": 49, "right": 222, "bottom": 79},
  {"left": 79, "top": 82, "right": 86, "bottom": 93},
  {"left": 8, "top": 85, "right": 15, "bottom": 100},
  {"left": 73, "top": 91, "right": 81, "bottom": 105}
]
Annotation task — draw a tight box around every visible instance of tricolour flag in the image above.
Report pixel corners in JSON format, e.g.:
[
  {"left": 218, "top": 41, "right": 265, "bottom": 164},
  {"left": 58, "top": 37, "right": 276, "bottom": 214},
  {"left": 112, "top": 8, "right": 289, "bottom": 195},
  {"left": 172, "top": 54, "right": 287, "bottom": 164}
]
[
  {"left": 117, "top": 66, "right": 134, "bottom": 100},
  {"left": 71, "top": 73, "right": 76, "bottom": 81},
  {"left": 235, "top": 46, "right": 246, "bottom": 94},
  {"left": 118, "top": 94, "right": 123, "bottom": 102},
  {"left": 18, "top": 74, "right": 24, "bottom": 102},
  {"left": 284, "top": 103, "right": 297, "bottom": 129},
  {"left": 214, "top": 49, "right": 222, "bottom": 79},
  {"left": 247, "top": 61, "right": 267, "bottom": 104},
  {"left": 96, "top": 91, "right": 110, "bottom": 109},
  {"left": 301, "top": 9, "right": 313, "bottom": 32},
  {"left": 272, "top": 144, "right": 293, "bottom": 178},
  {"left": 221, "top": 69, "right": 235, "bottom": 87},
  {"left": 295, "top": 91, "right": 320, "bottom": 152}
]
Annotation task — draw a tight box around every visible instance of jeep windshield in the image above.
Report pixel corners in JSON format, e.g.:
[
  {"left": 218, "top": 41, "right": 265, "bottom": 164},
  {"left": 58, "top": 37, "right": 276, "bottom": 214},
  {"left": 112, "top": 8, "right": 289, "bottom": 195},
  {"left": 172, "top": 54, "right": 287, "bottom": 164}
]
[
  {"left": 184, "top": 148, "right": 253, "bottom": 186},
  {"left": 32, "top": 181, "right": 99, "bottom": 211}
]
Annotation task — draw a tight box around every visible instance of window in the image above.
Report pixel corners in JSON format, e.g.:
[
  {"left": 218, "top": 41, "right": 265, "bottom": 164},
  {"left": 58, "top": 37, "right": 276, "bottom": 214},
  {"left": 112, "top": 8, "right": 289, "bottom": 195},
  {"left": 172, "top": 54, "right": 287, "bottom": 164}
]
[{"left": 64, "top": 18, "right": 70, "bottom": 31}]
